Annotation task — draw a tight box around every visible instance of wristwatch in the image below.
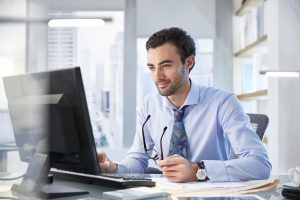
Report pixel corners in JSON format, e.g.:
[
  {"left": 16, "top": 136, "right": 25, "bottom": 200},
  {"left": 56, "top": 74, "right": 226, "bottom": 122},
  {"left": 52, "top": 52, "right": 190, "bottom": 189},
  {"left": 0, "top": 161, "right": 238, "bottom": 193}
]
[{"left": 195, "top": 161, "right": 207, "bottom": 181}]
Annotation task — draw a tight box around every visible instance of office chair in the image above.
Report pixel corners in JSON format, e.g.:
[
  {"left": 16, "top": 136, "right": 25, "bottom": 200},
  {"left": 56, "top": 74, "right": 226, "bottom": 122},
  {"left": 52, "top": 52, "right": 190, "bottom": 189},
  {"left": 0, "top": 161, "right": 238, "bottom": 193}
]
[
  {"left": 145, "top": 113, "right": 270, "bottom": 173},
  {"left": 246, "top": 113, "right": 269, "bottom": 141}
]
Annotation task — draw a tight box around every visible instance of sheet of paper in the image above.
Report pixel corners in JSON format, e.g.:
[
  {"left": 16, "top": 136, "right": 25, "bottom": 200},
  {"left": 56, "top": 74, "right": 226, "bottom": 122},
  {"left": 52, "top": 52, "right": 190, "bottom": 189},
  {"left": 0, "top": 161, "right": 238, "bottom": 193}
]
[
  {"left": 103, "top": 187, "right": 167, "bottom": 200},
  {"left": 0, "top": 185, "right": 11, "bottom": 193},
  {"left": 152, "top": 178, "right": 280, "bottom": 197},
  {"left": 152, "top": 177, "right": 247, "bottom": 189}
]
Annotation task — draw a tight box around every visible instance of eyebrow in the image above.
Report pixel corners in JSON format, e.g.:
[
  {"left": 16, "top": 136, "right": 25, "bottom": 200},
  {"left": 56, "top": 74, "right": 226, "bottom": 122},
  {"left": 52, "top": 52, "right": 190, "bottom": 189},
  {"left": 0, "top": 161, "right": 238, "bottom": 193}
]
[{"left": 147, "top": 60, "right": 173, "bottom": 67}]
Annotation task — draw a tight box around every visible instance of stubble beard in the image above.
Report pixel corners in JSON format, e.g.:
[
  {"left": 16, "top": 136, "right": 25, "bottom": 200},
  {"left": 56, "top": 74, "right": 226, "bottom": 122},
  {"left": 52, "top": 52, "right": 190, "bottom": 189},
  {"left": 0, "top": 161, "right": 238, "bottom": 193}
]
[{"left": 156, "top": 68, "right": 186, "bottom": 96}]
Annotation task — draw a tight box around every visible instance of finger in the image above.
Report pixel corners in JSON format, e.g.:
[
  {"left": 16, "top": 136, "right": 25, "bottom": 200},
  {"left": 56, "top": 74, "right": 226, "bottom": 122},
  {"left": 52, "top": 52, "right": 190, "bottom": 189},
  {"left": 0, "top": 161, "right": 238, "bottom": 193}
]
[
  {"left": 160, "top": 166, "right": 175, "bottom": 172},
  {"left": 100, "top": 162, "right": 116, "bottom": 173},
  {"left": 99, "top": 162, "right": 110, "bottom": 172},
  {"left": 97, "top": 150, "right": 106, "bottom": 162},
  {"left": 159, "top": 156, "right": 184, "bottom": 167},
  {"left": 162, "top": 169, "right": 177, "bottom": 177},
  {"left": 161, "top": 164, "right": 183, "bottom": 173},
  {"left": 165, "top": 169, "right": 188, "bottom": 181},
  {"left": 156, "top": 159, "right": 164, "bottom": 167},
  {"left": 163, "top": 172, "right": 182, "bottom": 183}
]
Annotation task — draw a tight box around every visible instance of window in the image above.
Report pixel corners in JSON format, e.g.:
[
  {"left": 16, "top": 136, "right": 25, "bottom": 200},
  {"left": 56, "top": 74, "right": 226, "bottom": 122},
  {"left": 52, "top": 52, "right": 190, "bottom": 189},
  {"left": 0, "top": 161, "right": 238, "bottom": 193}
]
[
  {"left": 0, "top": 26, "right": 26, "bottom": 143},
  {"left": 47, "top": 28, "right": 77, "bottom": 68},
  {"left": 46, "top": 11, "right": 124, "bottom": 148}
]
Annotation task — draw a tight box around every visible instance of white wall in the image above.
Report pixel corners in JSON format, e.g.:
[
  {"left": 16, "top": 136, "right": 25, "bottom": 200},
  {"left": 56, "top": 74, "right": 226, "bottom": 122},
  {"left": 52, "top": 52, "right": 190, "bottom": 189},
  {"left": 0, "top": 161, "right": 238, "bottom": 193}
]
[
  {"left": 136, "top": 0, "right": 216, "bottom": 38},
  {"left": 43, "top": 0, "right": 124, "bottom": 11},
  {"left": 267, "top": 0, "right": 300, "bottom": 174}
]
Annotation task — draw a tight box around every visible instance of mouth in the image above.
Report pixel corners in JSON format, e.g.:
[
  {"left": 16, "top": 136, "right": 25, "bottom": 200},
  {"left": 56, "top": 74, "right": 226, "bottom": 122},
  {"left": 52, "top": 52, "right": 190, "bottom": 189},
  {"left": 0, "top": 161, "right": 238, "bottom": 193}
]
[{"left": 157, "top": 81, "right": 169, "bottom": 89}]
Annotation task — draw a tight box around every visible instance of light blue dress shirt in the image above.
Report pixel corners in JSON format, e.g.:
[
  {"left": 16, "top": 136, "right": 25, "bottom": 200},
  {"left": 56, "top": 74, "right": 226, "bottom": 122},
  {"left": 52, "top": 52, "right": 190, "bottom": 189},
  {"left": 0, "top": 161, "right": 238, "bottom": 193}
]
[{"left": 118, "top": 80, "right": 272, "bottom": 182}]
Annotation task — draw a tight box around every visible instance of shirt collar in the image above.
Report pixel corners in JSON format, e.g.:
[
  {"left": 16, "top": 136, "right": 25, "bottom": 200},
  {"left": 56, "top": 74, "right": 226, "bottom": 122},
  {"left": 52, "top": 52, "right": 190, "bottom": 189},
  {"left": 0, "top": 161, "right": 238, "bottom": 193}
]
[{"left": 162, "top": 79, "right": 200, "bottom": 110}]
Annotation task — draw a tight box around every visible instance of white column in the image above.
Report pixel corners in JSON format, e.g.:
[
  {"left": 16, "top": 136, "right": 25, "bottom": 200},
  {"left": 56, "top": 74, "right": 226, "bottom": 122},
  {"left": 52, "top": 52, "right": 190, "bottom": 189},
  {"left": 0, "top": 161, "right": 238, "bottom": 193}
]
[
  {"left": 123, "top": 0, "right": 137, "bottom": 147},
  {"left": 213, "top": 0, "right": 233, "bottom": 90},
  {"left": 267, "top": 0, "right": 300, "bottom": 174}
]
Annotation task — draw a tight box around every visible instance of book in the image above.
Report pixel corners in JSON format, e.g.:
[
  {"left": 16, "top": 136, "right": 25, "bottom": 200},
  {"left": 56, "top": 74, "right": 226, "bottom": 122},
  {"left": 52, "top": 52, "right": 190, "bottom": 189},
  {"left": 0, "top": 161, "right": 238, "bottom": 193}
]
[{"left": 103, "top": 187, "right": 167, "bottom": 200}]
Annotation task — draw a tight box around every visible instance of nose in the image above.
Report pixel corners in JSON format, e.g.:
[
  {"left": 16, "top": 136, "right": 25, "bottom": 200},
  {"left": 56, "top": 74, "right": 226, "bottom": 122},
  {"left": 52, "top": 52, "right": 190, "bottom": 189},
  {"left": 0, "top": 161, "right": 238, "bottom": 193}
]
[{"left": 153, "top": 67, "right": 165, "bottom": 81}]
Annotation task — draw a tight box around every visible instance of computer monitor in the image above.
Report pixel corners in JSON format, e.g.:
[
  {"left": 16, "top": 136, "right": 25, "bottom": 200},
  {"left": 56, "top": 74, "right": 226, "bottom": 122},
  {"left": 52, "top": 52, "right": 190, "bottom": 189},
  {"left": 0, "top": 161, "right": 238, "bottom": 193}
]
[{"left": 3, "top": 67, "right": 100, "bottom": 198}]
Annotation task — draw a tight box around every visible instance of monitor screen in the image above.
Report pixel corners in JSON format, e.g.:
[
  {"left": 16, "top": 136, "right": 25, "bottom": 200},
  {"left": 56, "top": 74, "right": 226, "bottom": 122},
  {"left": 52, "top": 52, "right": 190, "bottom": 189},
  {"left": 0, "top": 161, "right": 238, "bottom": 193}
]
[{"left": 3, "top": 67, "right": 101, "bottom": 196}]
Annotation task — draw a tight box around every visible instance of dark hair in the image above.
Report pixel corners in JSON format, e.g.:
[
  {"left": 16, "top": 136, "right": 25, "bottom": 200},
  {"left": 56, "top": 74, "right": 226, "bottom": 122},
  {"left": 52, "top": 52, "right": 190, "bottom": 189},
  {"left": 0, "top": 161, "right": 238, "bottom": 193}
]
[{"left": 146, "top": 27, "right": 196, "bottom": 72}]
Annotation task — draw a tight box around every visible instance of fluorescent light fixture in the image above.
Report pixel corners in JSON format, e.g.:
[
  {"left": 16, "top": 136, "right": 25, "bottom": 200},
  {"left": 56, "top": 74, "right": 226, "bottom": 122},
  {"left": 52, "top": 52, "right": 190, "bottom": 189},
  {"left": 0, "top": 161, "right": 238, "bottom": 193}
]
[
  {"left": 260, "top": 70, "right": 300, "bottom": 78},
  {"left": 48, "top": 19, "right": 105, "bottom": 27}
]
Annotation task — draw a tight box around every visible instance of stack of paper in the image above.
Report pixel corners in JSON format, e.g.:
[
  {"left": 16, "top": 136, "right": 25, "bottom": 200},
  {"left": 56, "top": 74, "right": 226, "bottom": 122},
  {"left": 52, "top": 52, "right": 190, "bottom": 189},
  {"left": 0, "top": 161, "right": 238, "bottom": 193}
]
[
  {"left": 103, "top": 187, "right": 167, "bottom": 200},
  {"left": 152, "top": 178, "right": 280, "bottom": 197}
]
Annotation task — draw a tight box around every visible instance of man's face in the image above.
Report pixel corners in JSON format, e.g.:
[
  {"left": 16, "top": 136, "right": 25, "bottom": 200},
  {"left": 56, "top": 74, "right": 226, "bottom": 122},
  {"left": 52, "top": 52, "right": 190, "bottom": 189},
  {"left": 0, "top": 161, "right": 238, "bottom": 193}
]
[{"left": 147, "top": 43, "right": 191, "bottom": 96}]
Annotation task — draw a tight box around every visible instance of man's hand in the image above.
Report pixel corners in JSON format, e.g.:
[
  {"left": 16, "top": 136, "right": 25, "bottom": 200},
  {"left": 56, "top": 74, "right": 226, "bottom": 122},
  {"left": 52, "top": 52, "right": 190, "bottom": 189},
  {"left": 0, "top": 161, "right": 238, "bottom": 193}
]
[
  {"left": 157, "top": 154, "right": 198, "bottom": 183},
  {"left": 97, "top": 150, "right": 118, "bottom": 173}
]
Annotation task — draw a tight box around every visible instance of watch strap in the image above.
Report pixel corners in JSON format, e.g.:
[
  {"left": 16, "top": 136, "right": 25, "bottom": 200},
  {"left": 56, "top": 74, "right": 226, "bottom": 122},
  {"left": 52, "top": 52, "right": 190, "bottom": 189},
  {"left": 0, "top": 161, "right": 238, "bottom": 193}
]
[{"left": 197, "top": 161, "right": 205, "bottom": 169}]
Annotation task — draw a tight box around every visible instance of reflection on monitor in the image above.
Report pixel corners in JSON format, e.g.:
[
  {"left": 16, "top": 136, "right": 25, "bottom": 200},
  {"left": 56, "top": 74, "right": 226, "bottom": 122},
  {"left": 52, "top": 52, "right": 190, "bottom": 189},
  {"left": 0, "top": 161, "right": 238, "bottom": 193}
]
[{"left": 3, "top": 67, "right": 100, "bottom": 198}]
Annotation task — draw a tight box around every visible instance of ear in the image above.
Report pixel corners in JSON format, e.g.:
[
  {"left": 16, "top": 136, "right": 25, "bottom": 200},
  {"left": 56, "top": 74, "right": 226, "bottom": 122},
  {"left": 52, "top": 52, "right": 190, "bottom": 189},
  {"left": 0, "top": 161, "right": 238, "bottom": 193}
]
[{"left": 184, "top": 55, "right": 195, "bottom": 70}]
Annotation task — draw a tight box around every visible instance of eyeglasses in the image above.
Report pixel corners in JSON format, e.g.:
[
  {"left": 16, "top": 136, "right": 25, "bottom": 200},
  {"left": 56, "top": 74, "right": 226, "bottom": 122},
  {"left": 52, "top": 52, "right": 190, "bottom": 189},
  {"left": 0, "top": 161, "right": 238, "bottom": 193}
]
[{"left": 142, "top": 115, "right": 167, "bottom": 162}]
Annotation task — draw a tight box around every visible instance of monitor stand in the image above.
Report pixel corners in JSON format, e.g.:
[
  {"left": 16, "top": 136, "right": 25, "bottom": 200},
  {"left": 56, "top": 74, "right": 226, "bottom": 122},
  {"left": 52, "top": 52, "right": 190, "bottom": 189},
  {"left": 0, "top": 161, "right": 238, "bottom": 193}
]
[{"left": 11, "top": 153, "right": 89, "bottom": 199}]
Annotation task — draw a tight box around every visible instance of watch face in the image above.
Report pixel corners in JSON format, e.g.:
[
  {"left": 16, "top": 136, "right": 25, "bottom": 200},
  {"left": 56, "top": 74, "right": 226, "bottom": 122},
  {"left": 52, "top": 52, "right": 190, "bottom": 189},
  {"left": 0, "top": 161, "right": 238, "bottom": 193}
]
[{"left": 196, "top": 168, "right": 206, "bottom": 180}]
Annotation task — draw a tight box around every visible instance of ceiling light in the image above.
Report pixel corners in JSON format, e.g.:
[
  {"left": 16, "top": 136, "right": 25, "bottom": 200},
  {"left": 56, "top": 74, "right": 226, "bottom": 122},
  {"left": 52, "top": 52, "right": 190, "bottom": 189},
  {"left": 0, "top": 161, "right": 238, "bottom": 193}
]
[
  {"left": 260, "top": 70, "right": 300, "bottom": 78},
  {"left": 48, "top": 19, "right": 105, "bottom": 27}
]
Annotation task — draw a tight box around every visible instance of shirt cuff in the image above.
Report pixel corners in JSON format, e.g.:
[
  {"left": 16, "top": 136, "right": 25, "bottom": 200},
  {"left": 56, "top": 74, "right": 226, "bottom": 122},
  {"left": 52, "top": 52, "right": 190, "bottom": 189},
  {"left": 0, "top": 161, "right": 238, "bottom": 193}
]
[
  {"left": 203, "top": 160, "right": 229, "bottom": 182},
  {"left": 116, "top": 163, "right": 127, "bottom": 173}
]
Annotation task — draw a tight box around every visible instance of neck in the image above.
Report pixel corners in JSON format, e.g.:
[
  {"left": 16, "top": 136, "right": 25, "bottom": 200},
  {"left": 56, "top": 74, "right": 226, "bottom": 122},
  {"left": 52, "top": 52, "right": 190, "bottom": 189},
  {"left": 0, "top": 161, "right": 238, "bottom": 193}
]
[{"left": 167, "top": 79, "right": 191, "bottom": 108}]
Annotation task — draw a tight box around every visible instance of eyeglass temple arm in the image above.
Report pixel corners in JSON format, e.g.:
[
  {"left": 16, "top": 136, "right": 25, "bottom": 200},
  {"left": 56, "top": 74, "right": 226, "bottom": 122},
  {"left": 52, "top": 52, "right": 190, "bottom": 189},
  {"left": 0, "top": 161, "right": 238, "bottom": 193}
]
[
  {"left": 142, "top": 115, "right": 151, "bottom": 152},
  {"left": 160, "top": 127, "right": 168, "bottom": 160}
]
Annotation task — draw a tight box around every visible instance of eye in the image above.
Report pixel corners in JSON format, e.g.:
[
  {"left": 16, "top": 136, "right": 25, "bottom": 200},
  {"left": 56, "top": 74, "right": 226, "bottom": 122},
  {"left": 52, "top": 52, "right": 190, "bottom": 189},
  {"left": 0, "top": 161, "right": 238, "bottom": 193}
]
[
  {"left": 162, "top": 64, "right": 171, "bottom": 68},
  {"left": 148, "top": 66, "right": 155, "bottom": 71}
]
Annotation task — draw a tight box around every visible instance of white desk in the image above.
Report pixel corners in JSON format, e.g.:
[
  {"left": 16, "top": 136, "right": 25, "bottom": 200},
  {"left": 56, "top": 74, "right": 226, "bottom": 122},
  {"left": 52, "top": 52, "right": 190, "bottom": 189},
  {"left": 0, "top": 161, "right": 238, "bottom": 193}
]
[
  {"left": 0, "top": 142, "right": 18, "bottom": 171},
  {"left": 0, "top": 175, "right": 290, "bottom": 200}
]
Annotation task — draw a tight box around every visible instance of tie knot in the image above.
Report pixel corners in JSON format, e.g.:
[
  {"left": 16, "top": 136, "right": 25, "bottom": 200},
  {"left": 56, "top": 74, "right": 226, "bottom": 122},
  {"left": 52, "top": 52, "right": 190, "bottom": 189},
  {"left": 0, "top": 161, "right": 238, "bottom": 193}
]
[{"left": 173, "top": 106, "right": 188, "bottom": 122}]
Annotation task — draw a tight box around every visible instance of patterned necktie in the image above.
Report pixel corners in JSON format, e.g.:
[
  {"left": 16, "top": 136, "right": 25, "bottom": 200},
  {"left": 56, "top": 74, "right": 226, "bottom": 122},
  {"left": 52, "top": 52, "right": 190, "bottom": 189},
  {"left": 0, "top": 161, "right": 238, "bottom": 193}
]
[{"left": 169, "top": 106, "right": 188, "bottom": 157}]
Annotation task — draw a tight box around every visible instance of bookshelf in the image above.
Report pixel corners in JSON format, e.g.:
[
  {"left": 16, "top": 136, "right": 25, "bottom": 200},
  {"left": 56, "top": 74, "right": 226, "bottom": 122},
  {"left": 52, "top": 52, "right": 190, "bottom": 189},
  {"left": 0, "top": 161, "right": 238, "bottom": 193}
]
[
  {"left": 233, "top": 0, "right": 268, "bottom": 106},
  {"left": 235, "top": 0, "right": 263, "bottom": 16},
  {"left": 236, "top": 89, "right": 267, "bottom": 101},
  {"left": 234, "top": 34, "right": 267, "bottom": 57}
]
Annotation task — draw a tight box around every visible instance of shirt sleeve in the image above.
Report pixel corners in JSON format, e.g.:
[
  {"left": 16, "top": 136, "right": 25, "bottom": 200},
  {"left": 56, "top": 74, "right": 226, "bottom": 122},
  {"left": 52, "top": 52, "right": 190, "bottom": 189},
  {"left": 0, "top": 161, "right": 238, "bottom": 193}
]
[{"left": 203, "top": 94, "right": 272, "bottom": 182}]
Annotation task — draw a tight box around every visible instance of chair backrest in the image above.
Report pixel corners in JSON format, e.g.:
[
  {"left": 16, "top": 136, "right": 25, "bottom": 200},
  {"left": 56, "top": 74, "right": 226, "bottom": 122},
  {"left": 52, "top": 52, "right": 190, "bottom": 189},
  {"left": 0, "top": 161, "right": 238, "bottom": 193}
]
[
  {"left": 247, "top": 113, "right": 269, "bottom": 141},
  {"left": 230, "top": 113, "right": 269, "bottom": 159}
]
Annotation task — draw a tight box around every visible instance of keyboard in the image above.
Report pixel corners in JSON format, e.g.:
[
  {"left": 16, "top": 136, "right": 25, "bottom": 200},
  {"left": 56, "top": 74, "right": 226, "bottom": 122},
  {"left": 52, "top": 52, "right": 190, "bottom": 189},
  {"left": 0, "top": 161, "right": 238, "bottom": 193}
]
[
  {"left": 50, "top": 169, "right": 156, "bottom": 188},
  {"left": 101, "top": 173, "right": 152, "bottom": 181}
]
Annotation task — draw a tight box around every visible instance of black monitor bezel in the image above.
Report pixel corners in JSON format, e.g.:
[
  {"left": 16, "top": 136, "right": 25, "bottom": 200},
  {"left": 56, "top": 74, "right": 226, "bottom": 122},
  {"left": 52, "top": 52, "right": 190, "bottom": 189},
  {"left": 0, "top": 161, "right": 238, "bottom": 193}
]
[{"left": 3, "top": 67, "right": 100, "bottom": 175}]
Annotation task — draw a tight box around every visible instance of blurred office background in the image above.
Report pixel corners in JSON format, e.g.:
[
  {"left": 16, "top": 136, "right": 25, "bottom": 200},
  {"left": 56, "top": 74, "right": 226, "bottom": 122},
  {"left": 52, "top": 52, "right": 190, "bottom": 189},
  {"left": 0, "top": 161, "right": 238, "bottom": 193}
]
[{"left": 0, "top": 0, "right": 299, "bottom": 176}]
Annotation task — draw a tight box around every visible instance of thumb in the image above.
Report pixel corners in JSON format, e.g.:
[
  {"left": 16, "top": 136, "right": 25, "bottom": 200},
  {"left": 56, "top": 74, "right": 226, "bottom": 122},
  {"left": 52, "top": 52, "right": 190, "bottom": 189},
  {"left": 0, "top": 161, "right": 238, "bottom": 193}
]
[
  {"left": 97, "top": 150, "right": 107, "bottom": 163},
  {"left": 100, "top": 161, "right": 117, "bottom": 173}
]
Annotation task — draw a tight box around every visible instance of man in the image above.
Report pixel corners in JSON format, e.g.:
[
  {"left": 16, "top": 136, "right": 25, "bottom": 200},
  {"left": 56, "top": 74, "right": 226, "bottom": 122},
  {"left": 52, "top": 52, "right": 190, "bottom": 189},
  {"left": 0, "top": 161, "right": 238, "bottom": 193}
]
[{"left": 98, "top": 27, "right": 272, "bottom": 183}]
